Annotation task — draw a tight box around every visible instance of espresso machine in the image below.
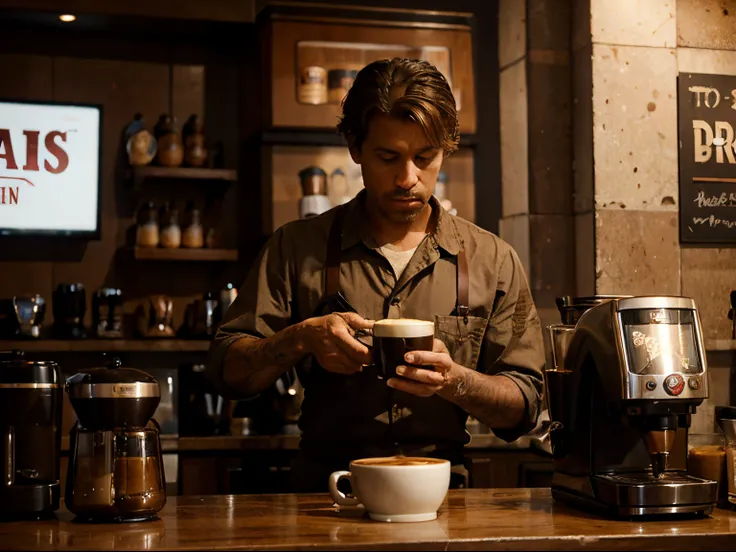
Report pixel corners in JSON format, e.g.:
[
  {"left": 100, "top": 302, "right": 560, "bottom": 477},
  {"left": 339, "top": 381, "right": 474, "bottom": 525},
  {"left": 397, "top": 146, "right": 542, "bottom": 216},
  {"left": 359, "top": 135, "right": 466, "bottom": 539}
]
[
  {"left": 545, "top": 296, "right": 717, "bottom": 517},
  {"left": 64, "top": 357, "right": 166, "bottom": 522},
  {"left": 0, "top": 350, "right": 62, "bottom": 519}
]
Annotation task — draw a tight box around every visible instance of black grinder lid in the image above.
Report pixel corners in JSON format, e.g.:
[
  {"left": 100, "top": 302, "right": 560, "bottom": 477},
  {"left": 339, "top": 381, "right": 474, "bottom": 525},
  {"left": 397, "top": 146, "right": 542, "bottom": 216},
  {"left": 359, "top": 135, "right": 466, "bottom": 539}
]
[
  {"left": 715, "top": 406, "right": 736, "bottom": 420},
  {"left": 66, "top": 357, "right": 160, "bottom": 399},
  {"left": 0, "top": 350, "right": 60, "bottom": 386}
]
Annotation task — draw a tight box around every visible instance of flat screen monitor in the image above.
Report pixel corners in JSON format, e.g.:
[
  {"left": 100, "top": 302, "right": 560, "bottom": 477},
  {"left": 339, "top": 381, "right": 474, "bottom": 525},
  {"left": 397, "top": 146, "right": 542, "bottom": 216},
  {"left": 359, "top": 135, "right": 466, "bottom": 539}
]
[{"left": 0, "top": 99, "right": 102, "bottom": 238}]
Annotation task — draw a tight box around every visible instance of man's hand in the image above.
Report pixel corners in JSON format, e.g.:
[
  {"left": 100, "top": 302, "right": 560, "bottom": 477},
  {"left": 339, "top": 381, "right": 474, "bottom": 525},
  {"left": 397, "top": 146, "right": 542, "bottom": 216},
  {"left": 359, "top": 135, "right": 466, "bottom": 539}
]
[
  {"left": 301, "top": 312, "right": 374, "bottom": 375},
  {"left": 387, "top": 338, "right": 461, "bottom": 397}
]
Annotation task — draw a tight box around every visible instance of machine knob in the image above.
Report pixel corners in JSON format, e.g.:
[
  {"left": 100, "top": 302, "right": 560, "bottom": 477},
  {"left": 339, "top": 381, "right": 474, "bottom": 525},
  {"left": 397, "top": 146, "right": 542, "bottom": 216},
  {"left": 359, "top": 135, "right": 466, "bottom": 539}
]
[
  {"left": 688, "top": 377, "right": 701, "bottom": 390},
  {"left": 645, "top": 380, "right": 657, "bottom": 391},
  {"left": 664, "top": 374, "right": 685, "bottom": 396}
]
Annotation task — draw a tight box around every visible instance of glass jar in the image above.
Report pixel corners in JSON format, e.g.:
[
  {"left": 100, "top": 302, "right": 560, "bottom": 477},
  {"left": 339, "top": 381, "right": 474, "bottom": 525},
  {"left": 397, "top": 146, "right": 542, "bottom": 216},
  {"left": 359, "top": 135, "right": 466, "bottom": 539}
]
[
  {"left": 688, "top": 433, "right": 727, "bottom": 505},
  {"left": 136, "top": 202, "right": 159, "bottom": 248},
  {"left": 182, "top": 201, "right": 204, "bottom": 249},
  {"left": 717, "top": 406, "right": 736, "bottom": 508},
  {"left": 159, "top": 202, "right": 181, "bottom": 249},
  {"left": 298, "top": 65, "right": 327, "bottom": 105}
]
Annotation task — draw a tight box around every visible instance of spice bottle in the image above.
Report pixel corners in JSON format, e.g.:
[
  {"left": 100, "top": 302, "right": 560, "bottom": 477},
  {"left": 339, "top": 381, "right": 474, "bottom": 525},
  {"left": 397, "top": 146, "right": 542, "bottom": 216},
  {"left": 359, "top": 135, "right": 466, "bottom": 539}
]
[
  {"left": 182, "top": 114, "right": 208, "bottom": 168},
  {"left": 136, "top": 202, "right": 159, "bottom": 248},
  {"left": 153, "top": 114, "right": 184, "bottom": 167},
  {"left": 182, "top": 200, "right": 204, "bottom": 249},
  {"left": 159, "top": 202, "right": 181, "bottom": 249}
]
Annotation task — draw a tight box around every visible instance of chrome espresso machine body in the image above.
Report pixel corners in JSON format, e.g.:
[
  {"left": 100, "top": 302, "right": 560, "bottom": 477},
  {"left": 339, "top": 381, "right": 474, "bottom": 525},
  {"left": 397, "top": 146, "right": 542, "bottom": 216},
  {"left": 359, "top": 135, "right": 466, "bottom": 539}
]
[{"left": 545, "top": 296, "right": 717, "bottom": 517}]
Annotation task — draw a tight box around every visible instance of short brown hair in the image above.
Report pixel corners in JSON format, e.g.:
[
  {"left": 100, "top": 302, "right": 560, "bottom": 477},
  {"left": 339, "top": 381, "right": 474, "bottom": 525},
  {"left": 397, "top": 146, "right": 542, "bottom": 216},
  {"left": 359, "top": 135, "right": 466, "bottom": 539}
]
[{"left": 337, "top": 58, "right": 460, "bottom": 155}]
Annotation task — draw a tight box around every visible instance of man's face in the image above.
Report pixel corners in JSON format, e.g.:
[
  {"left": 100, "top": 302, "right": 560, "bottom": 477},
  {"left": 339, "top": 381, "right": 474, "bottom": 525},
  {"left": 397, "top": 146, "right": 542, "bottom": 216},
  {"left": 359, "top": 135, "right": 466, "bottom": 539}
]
[{"left": 350, "top": 114, "right": 443, "bottom": 224}]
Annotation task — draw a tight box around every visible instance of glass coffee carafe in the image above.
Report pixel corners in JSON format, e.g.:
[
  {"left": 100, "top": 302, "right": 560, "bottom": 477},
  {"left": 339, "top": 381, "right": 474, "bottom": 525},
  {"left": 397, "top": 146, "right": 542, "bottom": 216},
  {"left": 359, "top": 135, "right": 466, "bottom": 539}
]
[
  {"left": 716, "top": 406, "right": 736, "bottom": 508},
  {"left": 64, "top": 358, "right": 166, "bottom": 523}
]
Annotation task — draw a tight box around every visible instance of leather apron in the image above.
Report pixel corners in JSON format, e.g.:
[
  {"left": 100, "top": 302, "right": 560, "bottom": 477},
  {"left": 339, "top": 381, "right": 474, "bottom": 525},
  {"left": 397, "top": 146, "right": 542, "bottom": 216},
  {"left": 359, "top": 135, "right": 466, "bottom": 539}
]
[{"left": 290, "top": 205, "right": 476, "bottom": 493}]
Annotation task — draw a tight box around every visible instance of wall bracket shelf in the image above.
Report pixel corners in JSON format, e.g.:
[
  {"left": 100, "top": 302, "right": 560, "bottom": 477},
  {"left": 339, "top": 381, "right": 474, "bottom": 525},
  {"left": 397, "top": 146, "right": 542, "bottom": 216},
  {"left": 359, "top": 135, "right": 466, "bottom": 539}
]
[
  {"left": 128, "top": 166, "right": 237, "bottom": 188},
  {"left": 129, "top": 247, "right": 238, "bottom": 261}
]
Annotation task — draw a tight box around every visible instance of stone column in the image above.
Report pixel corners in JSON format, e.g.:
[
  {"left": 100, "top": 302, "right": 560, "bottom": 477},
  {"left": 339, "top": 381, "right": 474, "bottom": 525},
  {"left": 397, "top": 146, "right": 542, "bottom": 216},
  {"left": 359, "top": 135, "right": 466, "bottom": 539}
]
[
  {"left": 573, "top": 0, "right": 681, "bottom": 300},
  {"left": 498, "top": 0, "right": 576, "bottom": 329}
]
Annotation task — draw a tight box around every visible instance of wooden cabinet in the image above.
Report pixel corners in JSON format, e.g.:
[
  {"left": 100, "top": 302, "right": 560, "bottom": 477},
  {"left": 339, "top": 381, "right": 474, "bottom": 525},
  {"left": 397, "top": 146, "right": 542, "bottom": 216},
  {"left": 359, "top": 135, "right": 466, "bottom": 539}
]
[
  {"left": 465, "top": 449, "right": 554, "bottom": 489},
  {"left": 259, "top": 14, "right": 476, "bottom": 133},
  {"left": 248, "top": 3, "right": 479, "bottom": 238}
]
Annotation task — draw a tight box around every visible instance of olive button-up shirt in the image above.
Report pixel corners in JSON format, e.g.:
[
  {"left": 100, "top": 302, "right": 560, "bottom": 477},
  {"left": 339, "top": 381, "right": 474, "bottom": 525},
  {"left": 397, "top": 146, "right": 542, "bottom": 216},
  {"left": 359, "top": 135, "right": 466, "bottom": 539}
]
[{"left": 207, "top": 192, "right": 545, "bottom": 454}]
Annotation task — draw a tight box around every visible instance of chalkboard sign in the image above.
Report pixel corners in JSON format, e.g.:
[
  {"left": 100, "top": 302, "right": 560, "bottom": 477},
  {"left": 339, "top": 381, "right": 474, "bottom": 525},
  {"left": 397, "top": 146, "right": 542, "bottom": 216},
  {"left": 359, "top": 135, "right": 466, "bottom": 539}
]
[{"left": 678, "top": 73, "right": 736, "bottom": 244}]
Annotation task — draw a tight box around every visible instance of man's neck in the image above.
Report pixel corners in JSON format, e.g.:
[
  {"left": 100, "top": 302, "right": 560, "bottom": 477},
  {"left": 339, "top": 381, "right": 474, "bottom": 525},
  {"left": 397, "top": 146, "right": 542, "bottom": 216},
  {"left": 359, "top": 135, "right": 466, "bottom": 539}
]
[{"left": 365, "top": 198, "right": 433, "bottom": 252}]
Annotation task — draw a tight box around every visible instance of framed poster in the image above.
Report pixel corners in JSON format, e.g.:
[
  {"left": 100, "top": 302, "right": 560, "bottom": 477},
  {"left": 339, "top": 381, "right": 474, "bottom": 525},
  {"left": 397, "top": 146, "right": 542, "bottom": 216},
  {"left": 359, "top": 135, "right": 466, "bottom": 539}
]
[{"left": 0, "top": 99, "right": 102, "bottom": 239}]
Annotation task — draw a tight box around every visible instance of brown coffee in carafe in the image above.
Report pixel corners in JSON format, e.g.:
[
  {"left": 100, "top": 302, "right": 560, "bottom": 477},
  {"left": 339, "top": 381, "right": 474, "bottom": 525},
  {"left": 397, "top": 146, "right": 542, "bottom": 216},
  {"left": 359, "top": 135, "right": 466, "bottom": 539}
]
[{"left": 65, "top": 358, "right": 167, "bottom": 523}]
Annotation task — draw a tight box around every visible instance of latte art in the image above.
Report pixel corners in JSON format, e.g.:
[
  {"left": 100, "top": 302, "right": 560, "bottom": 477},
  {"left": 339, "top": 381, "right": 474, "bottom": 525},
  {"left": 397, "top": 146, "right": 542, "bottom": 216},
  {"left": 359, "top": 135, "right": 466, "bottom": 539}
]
[{"left": 353, "top": 456, "right": 446, "bottom": 467}]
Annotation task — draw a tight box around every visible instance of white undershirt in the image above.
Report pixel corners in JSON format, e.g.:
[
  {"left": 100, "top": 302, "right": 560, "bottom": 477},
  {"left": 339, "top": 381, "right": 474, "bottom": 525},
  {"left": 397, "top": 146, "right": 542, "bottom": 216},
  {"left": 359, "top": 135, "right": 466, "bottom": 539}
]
[{"left": 378, "top": 244, "right": 419, "bottom": 280}]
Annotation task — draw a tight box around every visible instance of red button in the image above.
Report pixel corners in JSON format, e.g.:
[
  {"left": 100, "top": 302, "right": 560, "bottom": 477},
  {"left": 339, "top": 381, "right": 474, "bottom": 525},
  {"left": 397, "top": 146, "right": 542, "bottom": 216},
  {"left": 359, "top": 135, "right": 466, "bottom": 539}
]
[{"left": 664, "top": 374, "right": 685, "bottom": 396}]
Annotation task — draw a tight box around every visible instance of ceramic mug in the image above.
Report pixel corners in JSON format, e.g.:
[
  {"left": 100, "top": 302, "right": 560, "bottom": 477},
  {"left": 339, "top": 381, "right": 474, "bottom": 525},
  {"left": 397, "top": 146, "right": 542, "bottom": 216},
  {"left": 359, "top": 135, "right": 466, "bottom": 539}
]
[{"left": 328, "top": 456, "right": 451, "bottom": 522}]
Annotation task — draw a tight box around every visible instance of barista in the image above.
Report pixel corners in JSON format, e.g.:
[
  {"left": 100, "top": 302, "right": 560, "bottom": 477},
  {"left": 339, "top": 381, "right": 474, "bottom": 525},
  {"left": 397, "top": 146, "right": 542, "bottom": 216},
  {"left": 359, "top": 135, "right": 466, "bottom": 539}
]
[{"left": 206, "top": 58, "right": 545, "bottom": 492}]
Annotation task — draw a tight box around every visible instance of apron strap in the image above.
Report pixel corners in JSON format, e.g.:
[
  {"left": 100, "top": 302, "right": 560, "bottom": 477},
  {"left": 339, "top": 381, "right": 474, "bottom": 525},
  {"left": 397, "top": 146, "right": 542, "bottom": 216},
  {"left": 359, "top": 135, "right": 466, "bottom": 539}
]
[
  {"left": 325, "top": 205, "right": 348, "bottom": 297},
  {"left": 456, "top": 248, "right": 469, "bottom": 320}
]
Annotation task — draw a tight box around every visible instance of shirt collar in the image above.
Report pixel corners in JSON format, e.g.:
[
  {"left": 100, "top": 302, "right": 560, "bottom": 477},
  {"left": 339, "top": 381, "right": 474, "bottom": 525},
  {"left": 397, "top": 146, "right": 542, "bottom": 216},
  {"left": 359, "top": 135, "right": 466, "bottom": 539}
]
[{"left": 340, "top": 190, "right": 463, "bottom": 255}]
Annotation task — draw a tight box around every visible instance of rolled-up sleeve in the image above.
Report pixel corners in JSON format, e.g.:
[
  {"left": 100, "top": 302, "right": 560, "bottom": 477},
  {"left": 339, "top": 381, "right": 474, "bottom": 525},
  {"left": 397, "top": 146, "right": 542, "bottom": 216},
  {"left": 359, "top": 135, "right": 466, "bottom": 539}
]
[
  {"left": 206, "top": 227, "right": 295, "bottom": 398},
  {"left": 480, "top": 246, "right": 545, "bottom": 442}
]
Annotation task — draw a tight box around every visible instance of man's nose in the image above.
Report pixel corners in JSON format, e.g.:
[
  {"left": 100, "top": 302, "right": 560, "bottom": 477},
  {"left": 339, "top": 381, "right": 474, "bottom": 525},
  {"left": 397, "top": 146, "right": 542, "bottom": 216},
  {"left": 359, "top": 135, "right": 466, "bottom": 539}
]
[{"left": 395, "top": 160, "right": 420, "bottom": 190}]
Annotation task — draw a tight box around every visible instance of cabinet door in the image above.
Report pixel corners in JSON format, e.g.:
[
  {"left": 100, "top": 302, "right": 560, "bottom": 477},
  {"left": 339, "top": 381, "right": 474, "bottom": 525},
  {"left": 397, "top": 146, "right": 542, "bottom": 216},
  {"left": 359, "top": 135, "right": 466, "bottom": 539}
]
[{"left": 262, "top": 19, "right": 476, "bottom": 134}]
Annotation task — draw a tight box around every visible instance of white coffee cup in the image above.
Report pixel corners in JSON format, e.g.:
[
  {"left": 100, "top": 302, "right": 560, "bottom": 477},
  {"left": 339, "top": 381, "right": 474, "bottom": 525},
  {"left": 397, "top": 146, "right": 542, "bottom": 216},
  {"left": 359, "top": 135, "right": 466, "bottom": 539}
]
[{"left": 328, "top": 456, "right": 451, "bottom": 522}]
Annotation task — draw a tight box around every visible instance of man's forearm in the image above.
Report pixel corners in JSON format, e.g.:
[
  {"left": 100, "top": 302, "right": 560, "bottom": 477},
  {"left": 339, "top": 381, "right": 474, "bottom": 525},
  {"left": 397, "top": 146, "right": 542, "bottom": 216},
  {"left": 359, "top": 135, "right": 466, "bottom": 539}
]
[
  {"left": 221, "top": 323, "right": 310, "bottom": 397},
  {"left": 439, "top": 365, "right": 525, "bottom": 429}
]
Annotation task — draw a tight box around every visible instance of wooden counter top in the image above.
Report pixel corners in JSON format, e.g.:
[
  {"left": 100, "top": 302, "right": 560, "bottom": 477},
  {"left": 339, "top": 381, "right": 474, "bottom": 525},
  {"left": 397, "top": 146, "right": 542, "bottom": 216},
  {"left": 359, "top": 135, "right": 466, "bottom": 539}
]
[
  {"left": 61, "top": 433, "right": 542, "bottom": 453},
  {"left": 1, "top": 488, "right": 735, "bottom": 551}
]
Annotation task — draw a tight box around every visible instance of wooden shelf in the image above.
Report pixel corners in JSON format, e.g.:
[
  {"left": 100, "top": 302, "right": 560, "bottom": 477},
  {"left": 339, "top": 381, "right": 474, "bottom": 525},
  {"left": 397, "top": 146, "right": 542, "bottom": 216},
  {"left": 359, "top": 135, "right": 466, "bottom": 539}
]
[
  {"left": 0, "top": 339, "right": 211, "bottom": 353},
  {"left": 131, "top": 247, "right": 238, "bottom": 261},
  {"left": 130, "top": 166, "right": 237, "bottom": 184},
  {"left": 259, "top": 128, "right": 477, "bottom": 148}
]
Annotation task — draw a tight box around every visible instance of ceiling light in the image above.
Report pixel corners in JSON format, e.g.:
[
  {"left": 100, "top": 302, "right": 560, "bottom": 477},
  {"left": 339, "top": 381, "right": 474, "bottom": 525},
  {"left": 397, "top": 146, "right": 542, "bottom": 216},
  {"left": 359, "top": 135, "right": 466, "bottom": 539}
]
[{"left": 59, "top": 14, "right": 76, "bottom": 22}]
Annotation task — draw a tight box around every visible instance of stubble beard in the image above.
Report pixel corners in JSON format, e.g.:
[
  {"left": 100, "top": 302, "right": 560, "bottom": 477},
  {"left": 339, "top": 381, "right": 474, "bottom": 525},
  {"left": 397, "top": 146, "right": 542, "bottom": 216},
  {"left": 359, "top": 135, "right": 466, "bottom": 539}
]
[{"left": 377, "top": 198, "right": 427, "bottom": 224}]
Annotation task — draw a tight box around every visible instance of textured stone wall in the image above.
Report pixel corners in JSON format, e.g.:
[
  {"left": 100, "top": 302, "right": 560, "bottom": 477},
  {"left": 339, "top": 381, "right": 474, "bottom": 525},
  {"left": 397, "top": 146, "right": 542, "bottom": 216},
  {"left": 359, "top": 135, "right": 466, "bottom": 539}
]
[
  {"left": 577, "top": 0, "right": 736, "bottom": 347},
  {"left": 499, "top": 0, "right": 736, "bottom": 426},
  {"left": 574, "top": 0, "right": 736, "bottom": 428},
  {"left": 498, "top": 0, "right": 736, "bottom": 339},
  {"left": 498, "top": 0, "right": 575, "bottom": 330}
]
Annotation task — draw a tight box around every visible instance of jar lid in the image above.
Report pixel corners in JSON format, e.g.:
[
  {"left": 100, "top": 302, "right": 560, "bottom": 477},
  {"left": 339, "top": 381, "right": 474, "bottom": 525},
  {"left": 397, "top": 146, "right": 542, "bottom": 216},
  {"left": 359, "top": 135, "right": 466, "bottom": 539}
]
[
  {"left": 95, "top": 287, "right": 122, "bottom": 298},
  {"left": 299, "top": 166, "right": 327, "bottom": 179},
  {"left": 55, "top": 282, "right": 85, "bottom": 294},
  {"left": 66, "top": 357, "right": 159, "bottom": 399},
  {"left": 0, "top": 350, "right": 60, "bottom": 387}
]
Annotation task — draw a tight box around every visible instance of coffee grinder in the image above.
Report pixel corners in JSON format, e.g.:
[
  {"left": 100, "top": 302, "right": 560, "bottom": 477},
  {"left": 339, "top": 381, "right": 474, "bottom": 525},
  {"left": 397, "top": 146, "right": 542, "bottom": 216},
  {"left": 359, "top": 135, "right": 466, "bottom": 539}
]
[
  {"left": 64, "top": 357, "right": 166, "bottom": 522},
  {"left": 52, "top": 283, "right": 87, "bottom": 339},
  {"left": 0, "top": 350, "right": 62, "bottom": 519},
  {"left": 545, "top": 296, "right": 717, "bottom": 517}
]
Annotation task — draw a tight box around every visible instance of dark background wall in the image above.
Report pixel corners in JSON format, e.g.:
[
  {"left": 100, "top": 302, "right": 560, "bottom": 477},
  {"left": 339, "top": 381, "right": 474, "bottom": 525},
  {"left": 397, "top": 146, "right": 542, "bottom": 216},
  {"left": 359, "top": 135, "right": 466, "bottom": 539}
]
[{"left": 0, "top": 0, "right": 499, "bottom": 331}]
